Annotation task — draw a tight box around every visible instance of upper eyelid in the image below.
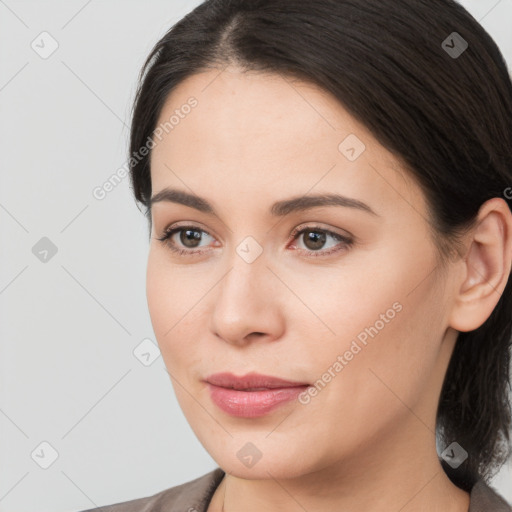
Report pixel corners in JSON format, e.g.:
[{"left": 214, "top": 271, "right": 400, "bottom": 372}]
[
  {"left": 162, "top": 222, "right": 345, "bottom": 235},
  {"left": 291, "top": 223, "right": 350, "bottom": 238},
  {"left": 159, "top": 222, "right": 212, "bottom": 239}
]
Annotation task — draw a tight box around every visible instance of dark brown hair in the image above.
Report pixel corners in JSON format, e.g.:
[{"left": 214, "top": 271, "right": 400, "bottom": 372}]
[{"left": 128, "top": 0, "right": 512, "bottom": 491}]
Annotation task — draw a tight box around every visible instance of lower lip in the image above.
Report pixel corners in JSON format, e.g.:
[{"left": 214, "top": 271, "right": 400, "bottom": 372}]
[{"left": 207, "top": 383, "right": 309, "bottom": 418}]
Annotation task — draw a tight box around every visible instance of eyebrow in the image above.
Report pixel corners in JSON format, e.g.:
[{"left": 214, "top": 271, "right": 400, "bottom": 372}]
[{"left": 150, "top": 187, "right": 380, "bottom": 217}]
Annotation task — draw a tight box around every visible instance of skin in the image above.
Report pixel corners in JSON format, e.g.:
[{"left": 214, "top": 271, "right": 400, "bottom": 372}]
[{"left": 146, "top": 66, "right": 512, "bottom": 512}]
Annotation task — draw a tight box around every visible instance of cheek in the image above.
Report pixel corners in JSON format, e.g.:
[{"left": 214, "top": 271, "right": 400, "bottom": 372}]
[
  {"left": 145, "top": 248, "right": 212, "bottom": 372},
  {"left": 146, "top": 250, "right": 174, "bottom": 336},
  {"left": 301, "top": 259, "right": 444, "bottom": 441},
  {"left": 146, "top": 247, "right": 200, "bottom": 332},
  {"left": 146, "top": 250, "right": 187, "bottom": 357}
]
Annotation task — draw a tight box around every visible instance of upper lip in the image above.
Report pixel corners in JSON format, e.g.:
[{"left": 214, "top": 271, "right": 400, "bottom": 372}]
[{"left": 205, "top": 372, "right": 309, "bottom": 390}]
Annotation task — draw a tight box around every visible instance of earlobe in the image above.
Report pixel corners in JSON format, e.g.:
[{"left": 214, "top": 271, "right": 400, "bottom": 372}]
[{"left": 449, "top": 198, "right": 512, "bottom": 333}]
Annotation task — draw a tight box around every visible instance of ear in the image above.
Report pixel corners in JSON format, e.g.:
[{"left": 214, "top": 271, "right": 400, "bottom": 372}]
[{"left": 449, "top": 197, "right": 512, "bottom": 333}]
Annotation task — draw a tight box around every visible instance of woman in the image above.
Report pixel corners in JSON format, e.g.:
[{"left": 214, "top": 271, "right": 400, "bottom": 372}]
[{"left": 79, "top": 0, "right": 512, "bottom": 510}]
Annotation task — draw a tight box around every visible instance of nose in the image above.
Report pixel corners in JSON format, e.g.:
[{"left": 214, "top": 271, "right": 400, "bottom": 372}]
[{"left": 209, "top": 251, "right": 286, "bottom": 346}]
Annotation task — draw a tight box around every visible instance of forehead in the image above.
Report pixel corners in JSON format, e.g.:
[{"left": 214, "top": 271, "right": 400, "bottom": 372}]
[
  {"left": 153, "top": 67, "right": 372, "bottom": 158},
  {"left": 149, "top": 67, "right": 425, "bottom": 218}
]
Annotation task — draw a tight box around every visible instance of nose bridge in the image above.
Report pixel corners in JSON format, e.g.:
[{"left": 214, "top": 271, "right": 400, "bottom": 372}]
[
  {"left": 210, "top": 240, "right": 283, "bottom": 342},
  {"left": 218, "top": 228, "right": 270, "bottom": 291},
  {"left": 220, "top": 243, "right": 270, "bottom": 307}
]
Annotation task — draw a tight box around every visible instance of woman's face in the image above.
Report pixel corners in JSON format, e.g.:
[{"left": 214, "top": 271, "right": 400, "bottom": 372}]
[{"left": 146, "top": 67, "right": 460, "bottom": 480}]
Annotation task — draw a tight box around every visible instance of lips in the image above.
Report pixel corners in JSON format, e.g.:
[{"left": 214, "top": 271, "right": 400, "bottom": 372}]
[
  {"left": 205, "top": 372, "right": 309, "bottom": 390},
  {"left": 204, "top": 372, "right": 311, "bottom": 418}
]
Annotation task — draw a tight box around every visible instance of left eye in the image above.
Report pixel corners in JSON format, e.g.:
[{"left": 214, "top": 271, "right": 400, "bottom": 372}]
[{"left": 290, "top": 227, "right": 353, "bottom": 257}]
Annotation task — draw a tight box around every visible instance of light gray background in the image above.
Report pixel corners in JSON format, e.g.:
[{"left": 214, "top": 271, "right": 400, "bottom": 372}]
[{"left": 1, "top": 1, "right": 511, "bottom": 511}]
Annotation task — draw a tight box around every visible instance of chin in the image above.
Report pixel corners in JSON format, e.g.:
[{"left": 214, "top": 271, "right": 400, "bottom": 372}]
[{"left": 210, "top": 446, "right": 315, "bottom": 481}]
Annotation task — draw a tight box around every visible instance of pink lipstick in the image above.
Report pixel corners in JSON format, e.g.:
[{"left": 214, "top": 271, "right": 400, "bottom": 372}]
[{"left": 204, "top": 372, "right": 310, "bottom": 418}]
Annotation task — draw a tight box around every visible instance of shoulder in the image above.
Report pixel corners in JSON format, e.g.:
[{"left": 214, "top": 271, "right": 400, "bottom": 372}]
[
  {"left": 76, "top": 467, "right": 225, "bottom": 512},
  {"left": 75, "top": 471, "right": 511, "bottom": 511},
  {"left": 469, "top": 479, "right": 512, "bottom": 512}
]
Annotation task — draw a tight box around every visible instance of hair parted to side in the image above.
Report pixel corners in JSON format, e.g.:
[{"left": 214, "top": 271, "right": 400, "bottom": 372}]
[{"left": 128, "top": 0, "right": 512, "bottom": 492}]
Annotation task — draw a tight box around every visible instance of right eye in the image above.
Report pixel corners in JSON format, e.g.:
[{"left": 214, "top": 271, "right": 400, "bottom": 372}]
[{"left": 157, "top": 225, "right": 217, "bottom": 256}]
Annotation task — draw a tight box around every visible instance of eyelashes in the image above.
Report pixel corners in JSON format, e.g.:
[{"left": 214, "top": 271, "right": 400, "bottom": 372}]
[
  {"left": 156, "top": 223, "right": 354, "bottom": 259},
  {"left": 288, "top": 225, "right": 353, "bottom": 258},
  {"left": 156, "top": 226, "right": 216, "bottom": 257}
]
